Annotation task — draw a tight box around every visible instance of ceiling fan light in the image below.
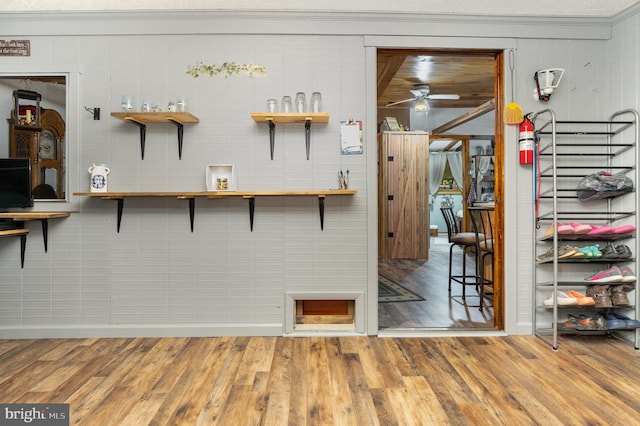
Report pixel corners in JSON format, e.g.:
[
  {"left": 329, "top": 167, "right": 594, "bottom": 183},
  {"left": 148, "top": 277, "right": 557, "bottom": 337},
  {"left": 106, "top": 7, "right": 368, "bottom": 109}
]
[{"left": 414, "top": 97, "right": 429, "bottom": 112}]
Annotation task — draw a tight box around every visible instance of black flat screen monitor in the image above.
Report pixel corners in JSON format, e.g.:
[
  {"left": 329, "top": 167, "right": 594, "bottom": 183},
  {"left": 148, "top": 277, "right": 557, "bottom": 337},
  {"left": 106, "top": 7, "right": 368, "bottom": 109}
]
[{"left": 0, "top": 158, "right": 33, "bottom": 211}]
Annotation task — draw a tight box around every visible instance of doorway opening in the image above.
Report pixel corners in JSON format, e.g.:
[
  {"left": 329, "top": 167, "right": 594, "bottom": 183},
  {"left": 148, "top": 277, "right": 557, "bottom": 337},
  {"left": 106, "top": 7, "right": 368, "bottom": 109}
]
[{"left": 376, "top": 48, "right": 504, "bottom": 331}]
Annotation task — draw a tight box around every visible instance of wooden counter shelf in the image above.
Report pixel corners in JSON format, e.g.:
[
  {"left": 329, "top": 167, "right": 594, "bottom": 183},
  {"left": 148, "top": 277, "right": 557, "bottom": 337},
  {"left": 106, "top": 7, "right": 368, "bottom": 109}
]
[
  {"left": 111, "top": 112, "right": 199, "bottom": 160},
  {"left": 0, "top": 211, "right": 70, "bottom": 253},
  {"left": 250, "top": 112, "right": 330, "bottom": 160},
  {"left": 74, "top": 190, "right": 356, "bottom": 232},
  {"left": 0, "top": 228, "right": 29, "bottom": 268}
]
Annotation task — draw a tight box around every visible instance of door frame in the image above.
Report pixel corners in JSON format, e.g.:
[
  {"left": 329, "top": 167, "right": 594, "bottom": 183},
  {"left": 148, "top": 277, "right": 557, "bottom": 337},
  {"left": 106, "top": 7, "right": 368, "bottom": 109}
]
[{"left": 365, "top": 37, "right": 516, "bottom": 334}]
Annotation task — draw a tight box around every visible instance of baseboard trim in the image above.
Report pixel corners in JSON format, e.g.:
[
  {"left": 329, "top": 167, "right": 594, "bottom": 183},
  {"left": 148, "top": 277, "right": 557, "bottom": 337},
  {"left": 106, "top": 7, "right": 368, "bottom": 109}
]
[{"left": 0, "top": 323, "right": 283, "bottom": 339}]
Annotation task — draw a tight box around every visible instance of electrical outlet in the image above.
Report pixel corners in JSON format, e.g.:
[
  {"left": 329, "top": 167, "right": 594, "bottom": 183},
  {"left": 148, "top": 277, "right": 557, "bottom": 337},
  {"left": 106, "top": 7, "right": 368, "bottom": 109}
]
[{"left": 94, "top": 108, "right": 100, "bottom": 120}]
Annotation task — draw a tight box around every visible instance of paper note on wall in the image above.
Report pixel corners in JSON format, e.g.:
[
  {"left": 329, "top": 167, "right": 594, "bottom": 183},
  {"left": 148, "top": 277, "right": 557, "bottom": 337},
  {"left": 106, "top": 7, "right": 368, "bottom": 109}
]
[{"left": 340, "top": 120, "right": 363, "bottom": 154}]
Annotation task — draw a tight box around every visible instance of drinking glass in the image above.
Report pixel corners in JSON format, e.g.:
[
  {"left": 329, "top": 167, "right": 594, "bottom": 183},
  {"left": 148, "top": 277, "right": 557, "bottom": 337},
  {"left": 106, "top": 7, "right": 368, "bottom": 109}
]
[
  {"left": 310, "top": 92, "right": 322, "bottom": 113},
  {"left": 281, "top": 96, "right": 293, "bottom": 113},
  {"left": 121, "top": 95, "right": 134, "bottom": 111},
  {"left": 295, "top": 92, "right": 307, "bottom": 113},
  {"left": 266, "top": 98, "right": 278, "bottom": 112},
  {"left": 176, "top": 97, "right": 187, "bottom": 112}
]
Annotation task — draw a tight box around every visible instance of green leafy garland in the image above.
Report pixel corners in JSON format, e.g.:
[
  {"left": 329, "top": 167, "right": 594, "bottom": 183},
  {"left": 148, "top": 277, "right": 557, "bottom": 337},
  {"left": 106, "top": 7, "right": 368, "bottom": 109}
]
[{"left": 186, "top": 62, "right": 267, "bottom": 78}]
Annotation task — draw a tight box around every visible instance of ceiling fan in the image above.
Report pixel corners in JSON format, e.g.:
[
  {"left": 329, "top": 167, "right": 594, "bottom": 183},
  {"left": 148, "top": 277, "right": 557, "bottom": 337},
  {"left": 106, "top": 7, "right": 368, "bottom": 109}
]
[{"left": 385, "top": 85, "right": 460, "bottom": 107}]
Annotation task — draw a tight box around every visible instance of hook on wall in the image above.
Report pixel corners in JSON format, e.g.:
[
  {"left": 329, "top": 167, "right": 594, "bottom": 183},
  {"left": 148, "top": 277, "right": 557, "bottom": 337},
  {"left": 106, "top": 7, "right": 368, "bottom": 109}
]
[{"left": 84, "top": 106, "right": 100, "bottom": 120}]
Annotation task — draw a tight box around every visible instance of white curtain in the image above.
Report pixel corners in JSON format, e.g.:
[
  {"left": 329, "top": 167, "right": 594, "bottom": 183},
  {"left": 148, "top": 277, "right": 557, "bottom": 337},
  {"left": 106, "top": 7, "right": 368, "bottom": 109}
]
[
  {"left": 446, "top": 151, "right": 463, "bottom": 190},
  {"left": 429, "top": 152, "right": 447, "bottom": 201}
]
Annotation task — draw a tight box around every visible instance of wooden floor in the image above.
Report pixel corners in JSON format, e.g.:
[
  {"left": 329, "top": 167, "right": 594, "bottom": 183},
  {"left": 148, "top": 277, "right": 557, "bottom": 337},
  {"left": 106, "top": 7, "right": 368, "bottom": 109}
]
[
  {"left": 1, "top": 335, "right": 639, "bottom": 425},
  {"left": 379, "top": 236, "right": 494, "bottom": 330}
]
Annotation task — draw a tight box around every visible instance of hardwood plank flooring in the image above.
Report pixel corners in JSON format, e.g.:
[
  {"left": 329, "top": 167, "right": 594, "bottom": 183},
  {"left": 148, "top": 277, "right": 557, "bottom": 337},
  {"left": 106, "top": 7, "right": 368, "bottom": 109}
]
[
  {"left": 379, "top": 236, "right": 494, "bottom": 329},
  {"left": 1, "top": 335, "right": 639, "bottom": 425}
]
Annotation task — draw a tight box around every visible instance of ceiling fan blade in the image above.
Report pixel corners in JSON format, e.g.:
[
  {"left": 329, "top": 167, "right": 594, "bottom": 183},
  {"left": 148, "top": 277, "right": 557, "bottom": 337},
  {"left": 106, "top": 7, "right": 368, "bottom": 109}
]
[
  {"left": 385, "top": 97, "right": 416, "bottom": 107},
  {"left": 427, "top": 94, "right": 460, "bottom": 100},
  {"left": 410, "top": 90, "right": 424, "bottom": 97}
]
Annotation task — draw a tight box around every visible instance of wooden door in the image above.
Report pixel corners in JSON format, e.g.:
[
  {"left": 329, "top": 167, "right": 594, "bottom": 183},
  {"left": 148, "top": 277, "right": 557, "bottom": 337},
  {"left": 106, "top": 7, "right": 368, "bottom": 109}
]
[{"left": 378, "top": 131, "right": 429, "bottom": 259}]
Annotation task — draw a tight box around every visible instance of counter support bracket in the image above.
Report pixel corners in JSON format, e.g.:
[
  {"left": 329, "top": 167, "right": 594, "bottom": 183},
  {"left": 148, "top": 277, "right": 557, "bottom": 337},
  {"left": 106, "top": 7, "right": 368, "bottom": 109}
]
[
  {"left": 20, "top": 233, "right": 26, "bottom": 268},
  {"left": 39, "top": 219, "right": 49, "bottom": 252}
]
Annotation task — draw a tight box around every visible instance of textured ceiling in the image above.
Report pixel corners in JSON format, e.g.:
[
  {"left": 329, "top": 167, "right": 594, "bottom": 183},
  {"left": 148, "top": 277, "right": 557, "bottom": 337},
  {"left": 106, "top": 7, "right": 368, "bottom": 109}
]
[{"left": 2, "top": 0, "right": 639, "bottom": 17}]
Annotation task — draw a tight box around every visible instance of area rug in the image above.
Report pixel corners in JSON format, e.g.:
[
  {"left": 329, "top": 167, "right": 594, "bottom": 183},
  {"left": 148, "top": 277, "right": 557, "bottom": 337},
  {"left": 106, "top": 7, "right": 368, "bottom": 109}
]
[{"left": 378, "top": 276, "right": 425, "bottom": 303}]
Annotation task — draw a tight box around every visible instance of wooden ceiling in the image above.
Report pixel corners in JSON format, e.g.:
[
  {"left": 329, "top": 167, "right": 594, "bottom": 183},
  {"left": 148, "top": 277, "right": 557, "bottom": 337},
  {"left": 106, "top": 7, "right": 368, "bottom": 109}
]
[{"left": 377, "top": 49, "right": 500, "bottom": 110}]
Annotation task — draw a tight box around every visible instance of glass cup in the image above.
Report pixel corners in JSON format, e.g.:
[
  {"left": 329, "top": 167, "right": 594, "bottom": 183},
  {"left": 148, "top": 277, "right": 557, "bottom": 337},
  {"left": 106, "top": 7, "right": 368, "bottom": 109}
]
[
  {"left": 121, "top": 95, "right": 134, "bottom": 111},
  {"left": 310, "top": 92, "right": 322, "bottom": 113},
  {"left": 176, "top": 97, "right": 187, "bottom": 112},
  {"left": 140, "top": 100, "right": 151, "bottom": 112},
  {"left": 266, "top": 98, "right": 278, "bottom": 113},
  {"left": 295, "top": 92, "right": 307, "bottom": 113},
  {"left": 167, "top": 100, "right": 177, "bottom": 112},
  {"left": 281, "top": 96, "right": 293, "bottom": 113}
]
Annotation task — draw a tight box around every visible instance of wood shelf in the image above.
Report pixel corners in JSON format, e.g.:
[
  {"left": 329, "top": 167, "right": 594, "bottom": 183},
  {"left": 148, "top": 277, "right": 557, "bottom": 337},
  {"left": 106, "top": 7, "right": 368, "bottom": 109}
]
[
  {"left": 250, "top": 112, "right": 330, "bottom": 160},
  {"left": 0, "top": 211, "right": 70, "bottom": 253},
  {"left": 250, "top": 112, "right": 329, "bottom": 124},
  {"left": 0, "top": 228, "right": 29, "bottom": 268},
  {"left": 111, "top": 112, "right": 199, "bottom": 160},
  {"left": 74, "top": 190, "right": 356, "bottom": 232}
]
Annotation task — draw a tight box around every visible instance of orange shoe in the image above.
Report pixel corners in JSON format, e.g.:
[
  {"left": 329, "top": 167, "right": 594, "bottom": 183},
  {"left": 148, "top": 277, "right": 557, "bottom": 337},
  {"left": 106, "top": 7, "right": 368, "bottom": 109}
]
[{"left": 567, "top": 290, "right": 595, "bottom": 306}]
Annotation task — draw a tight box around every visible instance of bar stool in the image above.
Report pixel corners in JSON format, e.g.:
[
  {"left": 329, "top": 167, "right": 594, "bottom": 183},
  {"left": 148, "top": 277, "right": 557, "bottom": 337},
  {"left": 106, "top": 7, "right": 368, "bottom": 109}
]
[
  {"left": 468, "top": 206, "right": 495, "bottom": 311},
  {"left": 441, "top": 207, "right": 478, "bottom": 300}
]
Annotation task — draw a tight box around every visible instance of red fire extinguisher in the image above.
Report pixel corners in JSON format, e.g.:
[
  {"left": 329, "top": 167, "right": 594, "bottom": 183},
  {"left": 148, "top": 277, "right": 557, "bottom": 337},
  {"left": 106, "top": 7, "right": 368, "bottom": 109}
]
[{"left": 519, "top": 115, "right": 535, "bottom": 165}]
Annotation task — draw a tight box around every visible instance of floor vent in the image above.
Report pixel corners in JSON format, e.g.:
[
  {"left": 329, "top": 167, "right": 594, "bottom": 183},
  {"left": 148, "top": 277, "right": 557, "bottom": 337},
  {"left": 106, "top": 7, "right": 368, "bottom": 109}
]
[{"left": 285, "top": 292, "right": 364, "bottom": 334}]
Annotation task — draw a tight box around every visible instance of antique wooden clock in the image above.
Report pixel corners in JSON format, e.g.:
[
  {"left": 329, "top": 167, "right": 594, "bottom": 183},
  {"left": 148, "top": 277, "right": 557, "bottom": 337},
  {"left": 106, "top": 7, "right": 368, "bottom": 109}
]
[{"left": 8, "top": 108, "right": 65, "bottom": 199}]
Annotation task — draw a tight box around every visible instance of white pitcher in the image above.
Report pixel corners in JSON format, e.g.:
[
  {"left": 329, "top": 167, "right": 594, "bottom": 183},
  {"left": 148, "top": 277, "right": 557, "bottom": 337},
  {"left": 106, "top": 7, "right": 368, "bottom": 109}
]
[{"left": 89, "top": 163, "right": 110, "bottom": 192}]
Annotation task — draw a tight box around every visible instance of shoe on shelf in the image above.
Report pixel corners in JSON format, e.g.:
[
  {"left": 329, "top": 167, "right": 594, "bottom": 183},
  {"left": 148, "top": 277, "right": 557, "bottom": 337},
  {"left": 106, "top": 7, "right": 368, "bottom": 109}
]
[
  {"left": 578, "top": 244, "right": 602, "bottom": 258},
  {"left": 567, "top": 290, "right": 595, "bottom": 306},
  {"left": 615, "top": 244, "right": 633, "bottom": 259},
  {"left": 583, "top": 266, "right": 623, "bottom": 283},
  {"left": 543, "top": 291, "right": 578, "bottom": 307},
  {"left": 569, "top": 246, "right": 586, "bottom": 258},
  {"left": 600, "top": 243, "right": 618, "bottom": 260},
  {"left": 556, "top": 222, "right": 575, "bottom": 234},
  {"left": 570, "top": 222, "right": 593, "bottom": 234},
  {"left": 600, "top": 311, "right": 626, "bottom": 329},
  {"left": 610, "top": 312, "right": 640, "bottom": 329},
  {"left": 536, "top": 245, "right": 576, "bottom": 262},
  {"left": 588, "top": 225, "right": 614, "bottom": 236},
  {"left": 559, "top": 314, "right": 581, "bottom": 330},
  {"left": 612, "top": 224, "right": 636, "bottom": 235},
  {"left": 610, "top": 285, "right": 630, "bottom": 306},
  {"left": 620, "top": 267, "right": 636, "bottom": 283},
  {"left": 577, "top": 314, "right": 600, "bottom": 330},
  {"left": 543, "top": 223, "right": 574, "bottom": 238},
  {"left": 586, "top": 284, "right": 613, "bottom": 309}
]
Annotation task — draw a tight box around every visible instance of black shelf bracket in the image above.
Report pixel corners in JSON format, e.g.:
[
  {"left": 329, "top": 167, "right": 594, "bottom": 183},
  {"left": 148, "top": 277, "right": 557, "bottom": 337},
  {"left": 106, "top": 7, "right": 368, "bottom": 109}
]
[
  {"left": 318, "top": 195, "right": 325, "bottom": 230},
  {"left": 168, "top": 119, "right": 185, "bottom": 159},
  {"left": 39, "top": 219, "right": 49, "bottom": 252},
  {"left": 186, "top": 198, "right": 195, "bottom": 232},
  {"left": 305, "top": 119, "right": 312, "bottom": 160},
  {"left": 247, "top": 197, "right": 256, "bottom": 231},
  {"left": 268, "top": 120, "right": 276, "bottom": 160},
  {"left": 115, "top": 198, "right": 124, "bottom": 232},
  {"left": 20, "top": 233, "right": 27, "bottom": 268},
  {"left": 127, "top": 121, "right": 147, "bottom": 160}
]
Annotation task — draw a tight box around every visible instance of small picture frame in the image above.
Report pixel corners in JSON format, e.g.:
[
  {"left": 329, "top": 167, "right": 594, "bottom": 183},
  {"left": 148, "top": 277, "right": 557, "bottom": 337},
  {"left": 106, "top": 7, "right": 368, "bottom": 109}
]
[
  {"left": 385, "top": 116, "right": 401, "bottom": 131},
  {"left": 206, "top": 164, "right": 236, "bottom": 191}
]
